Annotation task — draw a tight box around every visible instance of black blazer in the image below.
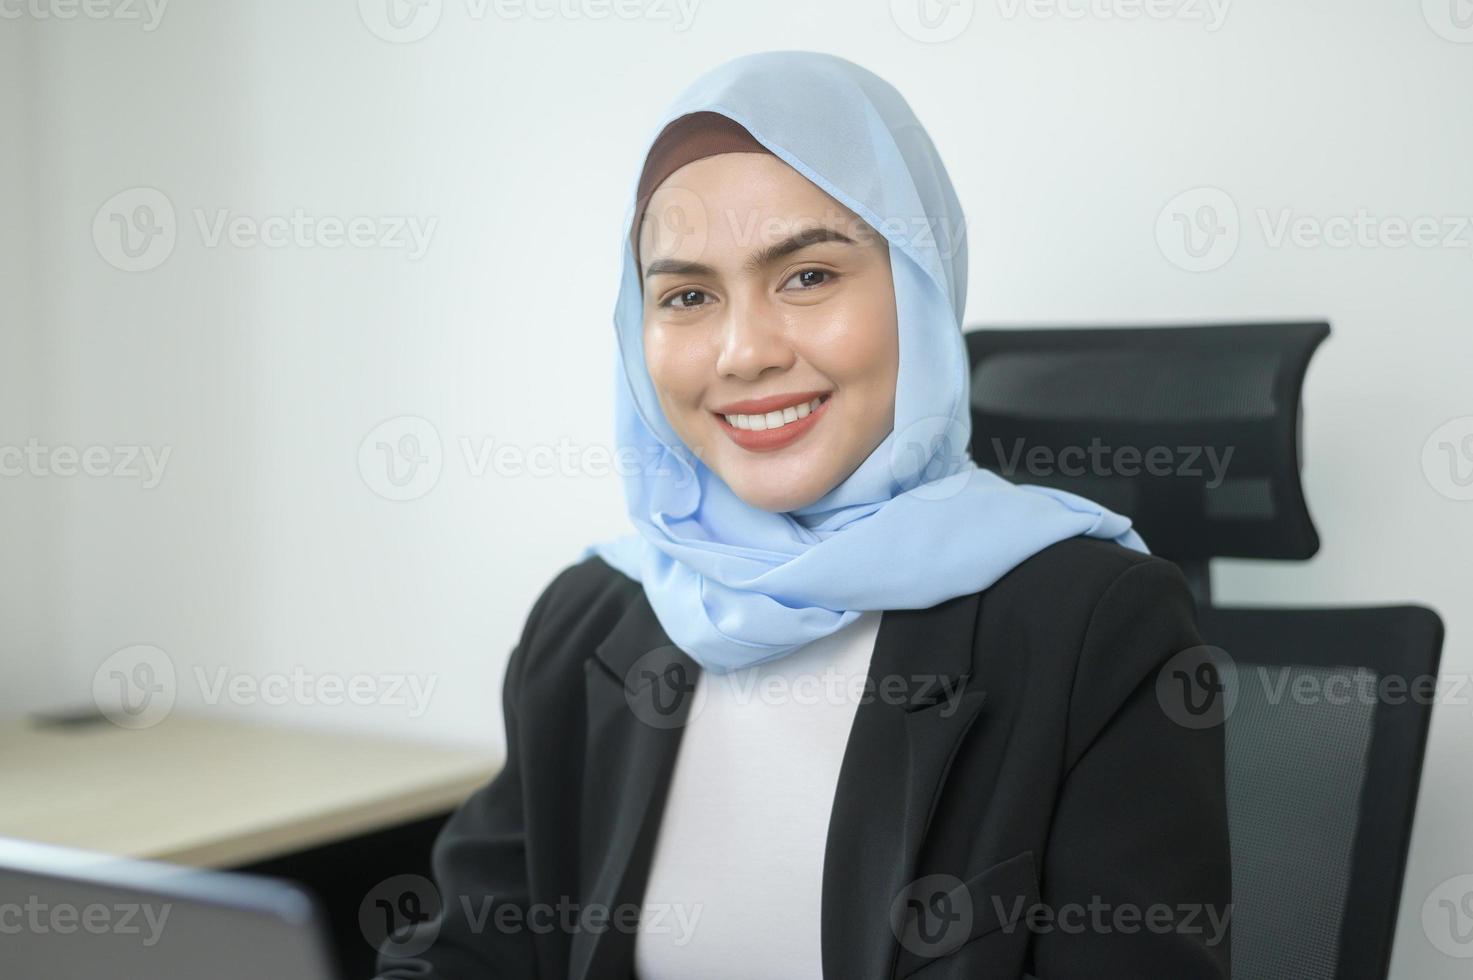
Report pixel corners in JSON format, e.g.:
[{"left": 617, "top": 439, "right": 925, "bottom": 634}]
[{"left": 376, "top": 537, "right": 1232, "bottom": 980}]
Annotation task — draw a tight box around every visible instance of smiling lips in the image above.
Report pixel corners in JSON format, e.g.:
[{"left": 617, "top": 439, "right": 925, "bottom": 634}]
[{"left": 712, "top": 390, "right": 832, "bottom": 452}]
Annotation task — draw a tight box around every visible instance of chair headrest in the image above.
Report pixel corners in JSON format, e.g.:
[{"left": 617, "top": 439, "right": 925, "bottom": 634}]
[{"left": 964, "top": 321, "right": 1329, "bottom": 563}]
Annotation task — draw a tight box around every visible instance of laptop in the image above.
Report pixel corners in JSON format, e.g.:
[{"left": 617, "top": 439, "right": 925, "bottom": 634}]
[{"left": 0, "top": 836, "right": 343, "bottom": 979}]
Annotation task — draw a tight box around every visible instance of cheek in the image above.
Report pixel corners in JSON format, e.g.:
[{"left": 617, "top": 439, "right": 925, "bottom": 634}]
[
  {"left": 643, "top": 322, "right": 707, "bottom": 409},
  {"left": 800, "top": 291, "right": 899, "bottom": 394}
]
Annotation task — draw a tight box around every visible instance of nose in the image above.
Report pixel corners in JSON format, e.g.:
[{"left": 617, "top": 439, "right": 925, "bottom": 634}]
[{"left": 714, "top": 294, "right": 796, "bottom": 382}]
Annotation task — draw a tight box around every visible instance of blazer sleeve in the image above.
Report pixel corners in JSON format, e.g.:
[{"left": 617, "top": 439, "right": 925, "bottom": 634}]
[
  {"left": 373, "top": 572, "right": 562, "bottom": 980},
  {"left": 1027, "top": 557, "right": 1233, "bottom": 980}
]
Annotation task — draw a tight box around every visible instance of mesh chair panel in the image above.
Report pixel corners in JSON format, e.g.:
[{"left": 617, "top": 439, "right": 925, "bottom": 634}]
[
  {"left": 1223, "top": 662, "right": 1377, "bottom": 980},
  {"left": 1200, "top": 605, "right": 1444, "bottom": 980},
  {"left": 1205, "top": 478, "right": 1277, "bottom": 521}
]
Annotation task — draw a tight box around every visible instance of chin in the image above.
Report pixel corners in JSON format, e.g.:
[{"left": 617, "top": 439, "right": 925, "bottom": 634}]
[
  {"left": 740, "top": 489, "right": 817, "bottom": 513},
  {"left": 722, "top": 467, "right": 829, "bottom": 514}
]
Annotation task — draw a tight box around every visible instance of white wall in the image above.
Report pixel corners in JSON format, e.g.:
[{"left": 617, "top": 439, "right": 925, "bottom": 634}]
[
  {"left": 0, "top": 15, "right": 50, "bottom": 719},
  {"left": 3, "top": 2, "right": 1470, "bottom": 976}
]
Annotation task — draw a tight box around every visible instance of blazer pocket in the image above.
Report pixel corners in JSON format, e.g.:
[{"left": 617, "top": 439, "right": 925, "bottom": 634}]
[{"left": 894, "top": 850, "right": 1040, "bottom": 980}]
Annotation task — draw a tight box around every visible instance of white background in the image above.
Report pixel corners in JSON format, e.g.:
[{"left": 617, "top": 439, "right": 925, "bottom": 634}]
[{"left": 2, "top": 1, "right": 1471, "bottom": 976}]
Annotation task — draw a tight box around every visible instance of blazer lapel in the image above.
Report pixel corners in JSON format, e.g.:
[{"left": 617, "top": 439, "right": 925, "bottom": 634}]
[
  {"left": 570, "top": 592, "right": 698, "bottom": 980},
  {"left": 821, "top": 590, "right": 990, "bottom": 980},
  {"left": 567, "top": 587, "right": 988, "bottom": 980}
]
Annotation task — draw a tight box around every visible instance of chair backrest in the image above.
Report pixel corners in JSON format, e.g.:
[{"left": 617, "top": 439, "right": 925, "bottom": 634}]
[
  {"left": 963, "top": 321, "right": 1446, "bottom": 980},
  {"left": 964, "top": 321, "right": 1328, "bottom": 601},
  {"left": 1197, "top": 605, "right": 1443, "bottom": 980}
]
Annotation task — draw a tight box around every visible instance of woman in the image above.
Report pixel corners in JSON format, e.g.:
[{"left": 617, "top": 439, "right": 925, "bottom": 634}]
[{"left": 377, "top": 51, "right": 1231, "bottom": 980}]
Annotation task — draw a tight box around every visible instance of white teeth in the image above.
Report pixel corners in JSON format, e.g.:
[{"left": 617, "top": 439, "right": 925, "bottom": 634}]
[{"left": 723, "top": 396, "right": 825, "bottom": 431}]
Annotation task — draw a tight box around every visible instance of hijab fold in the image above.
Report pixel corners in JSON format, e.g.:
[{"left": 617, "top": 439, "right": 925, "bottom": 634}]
[{"left": 581, "top": 51, "right": 1146, "bottom": 673}]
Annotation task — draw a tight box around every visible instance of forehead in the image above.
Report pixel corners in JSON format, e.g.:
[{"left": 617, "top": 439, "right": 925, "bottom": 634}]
[{"left": 637, "top": 152, "right": 874, "bottom": 266}]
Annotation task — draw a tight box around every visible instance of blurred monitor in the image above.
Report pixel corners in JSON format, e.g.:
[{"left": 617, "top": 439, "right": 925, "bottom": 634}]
[{"left": 0, "top": 837, "right": 340, "bottom": 980}]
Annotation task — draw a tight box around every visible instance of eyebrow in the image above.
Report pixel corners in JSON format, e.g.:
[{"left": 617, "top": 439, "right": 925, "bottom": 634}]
[{"left": 643, "top": 225, "right": 859, "bottom": 280}]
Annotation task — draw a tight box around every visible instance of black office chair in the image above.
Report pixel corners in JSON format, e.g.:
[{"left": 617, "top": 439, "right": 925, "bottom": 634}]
[{"left": 964, "top": 321, "right": 1445, "bottom": 980}]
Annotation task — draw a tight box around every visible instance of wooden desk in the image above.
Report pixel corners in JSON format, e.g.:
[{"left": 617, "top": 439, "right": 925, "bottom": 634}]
[{"left": 0, "top": 714, "right": 501, "bottom": 868}]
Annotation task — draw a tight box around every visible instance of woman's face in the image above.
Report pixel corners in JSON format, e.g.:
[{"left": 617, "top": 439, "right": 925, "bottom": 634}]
[{"left": 639, "top": 152, "right": 899, "bottom": 513}]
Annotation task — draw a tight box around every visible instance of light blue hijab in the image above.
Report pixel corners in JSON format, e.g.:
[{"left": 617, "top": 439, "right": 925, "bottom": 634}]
[{"left": 581, "top": 50, "right": 1145, "bottom": 674}]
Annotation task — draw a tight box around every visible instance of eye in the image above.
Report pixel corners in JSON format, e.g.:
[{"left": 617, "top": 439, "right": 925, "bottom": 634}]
[
  {"left": 661, "top": 288, "right": 713, "bottom": 311},
  {"left": 782, "top": 268, "right": 835, "bottom": 291}
]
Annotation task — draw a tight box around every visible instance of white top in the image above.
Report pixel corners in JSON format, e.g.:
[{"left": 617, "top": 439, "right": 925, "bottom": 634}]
[{"left": 633, "top": 611, "right": 884, "bottom": 980}]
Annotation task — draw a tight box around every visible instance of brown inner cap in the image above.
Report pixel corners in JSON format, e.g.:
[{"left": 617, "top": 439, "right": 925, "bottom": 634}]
[{"left": 630, "top": 111, "right": 775, "bottom": 279}]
